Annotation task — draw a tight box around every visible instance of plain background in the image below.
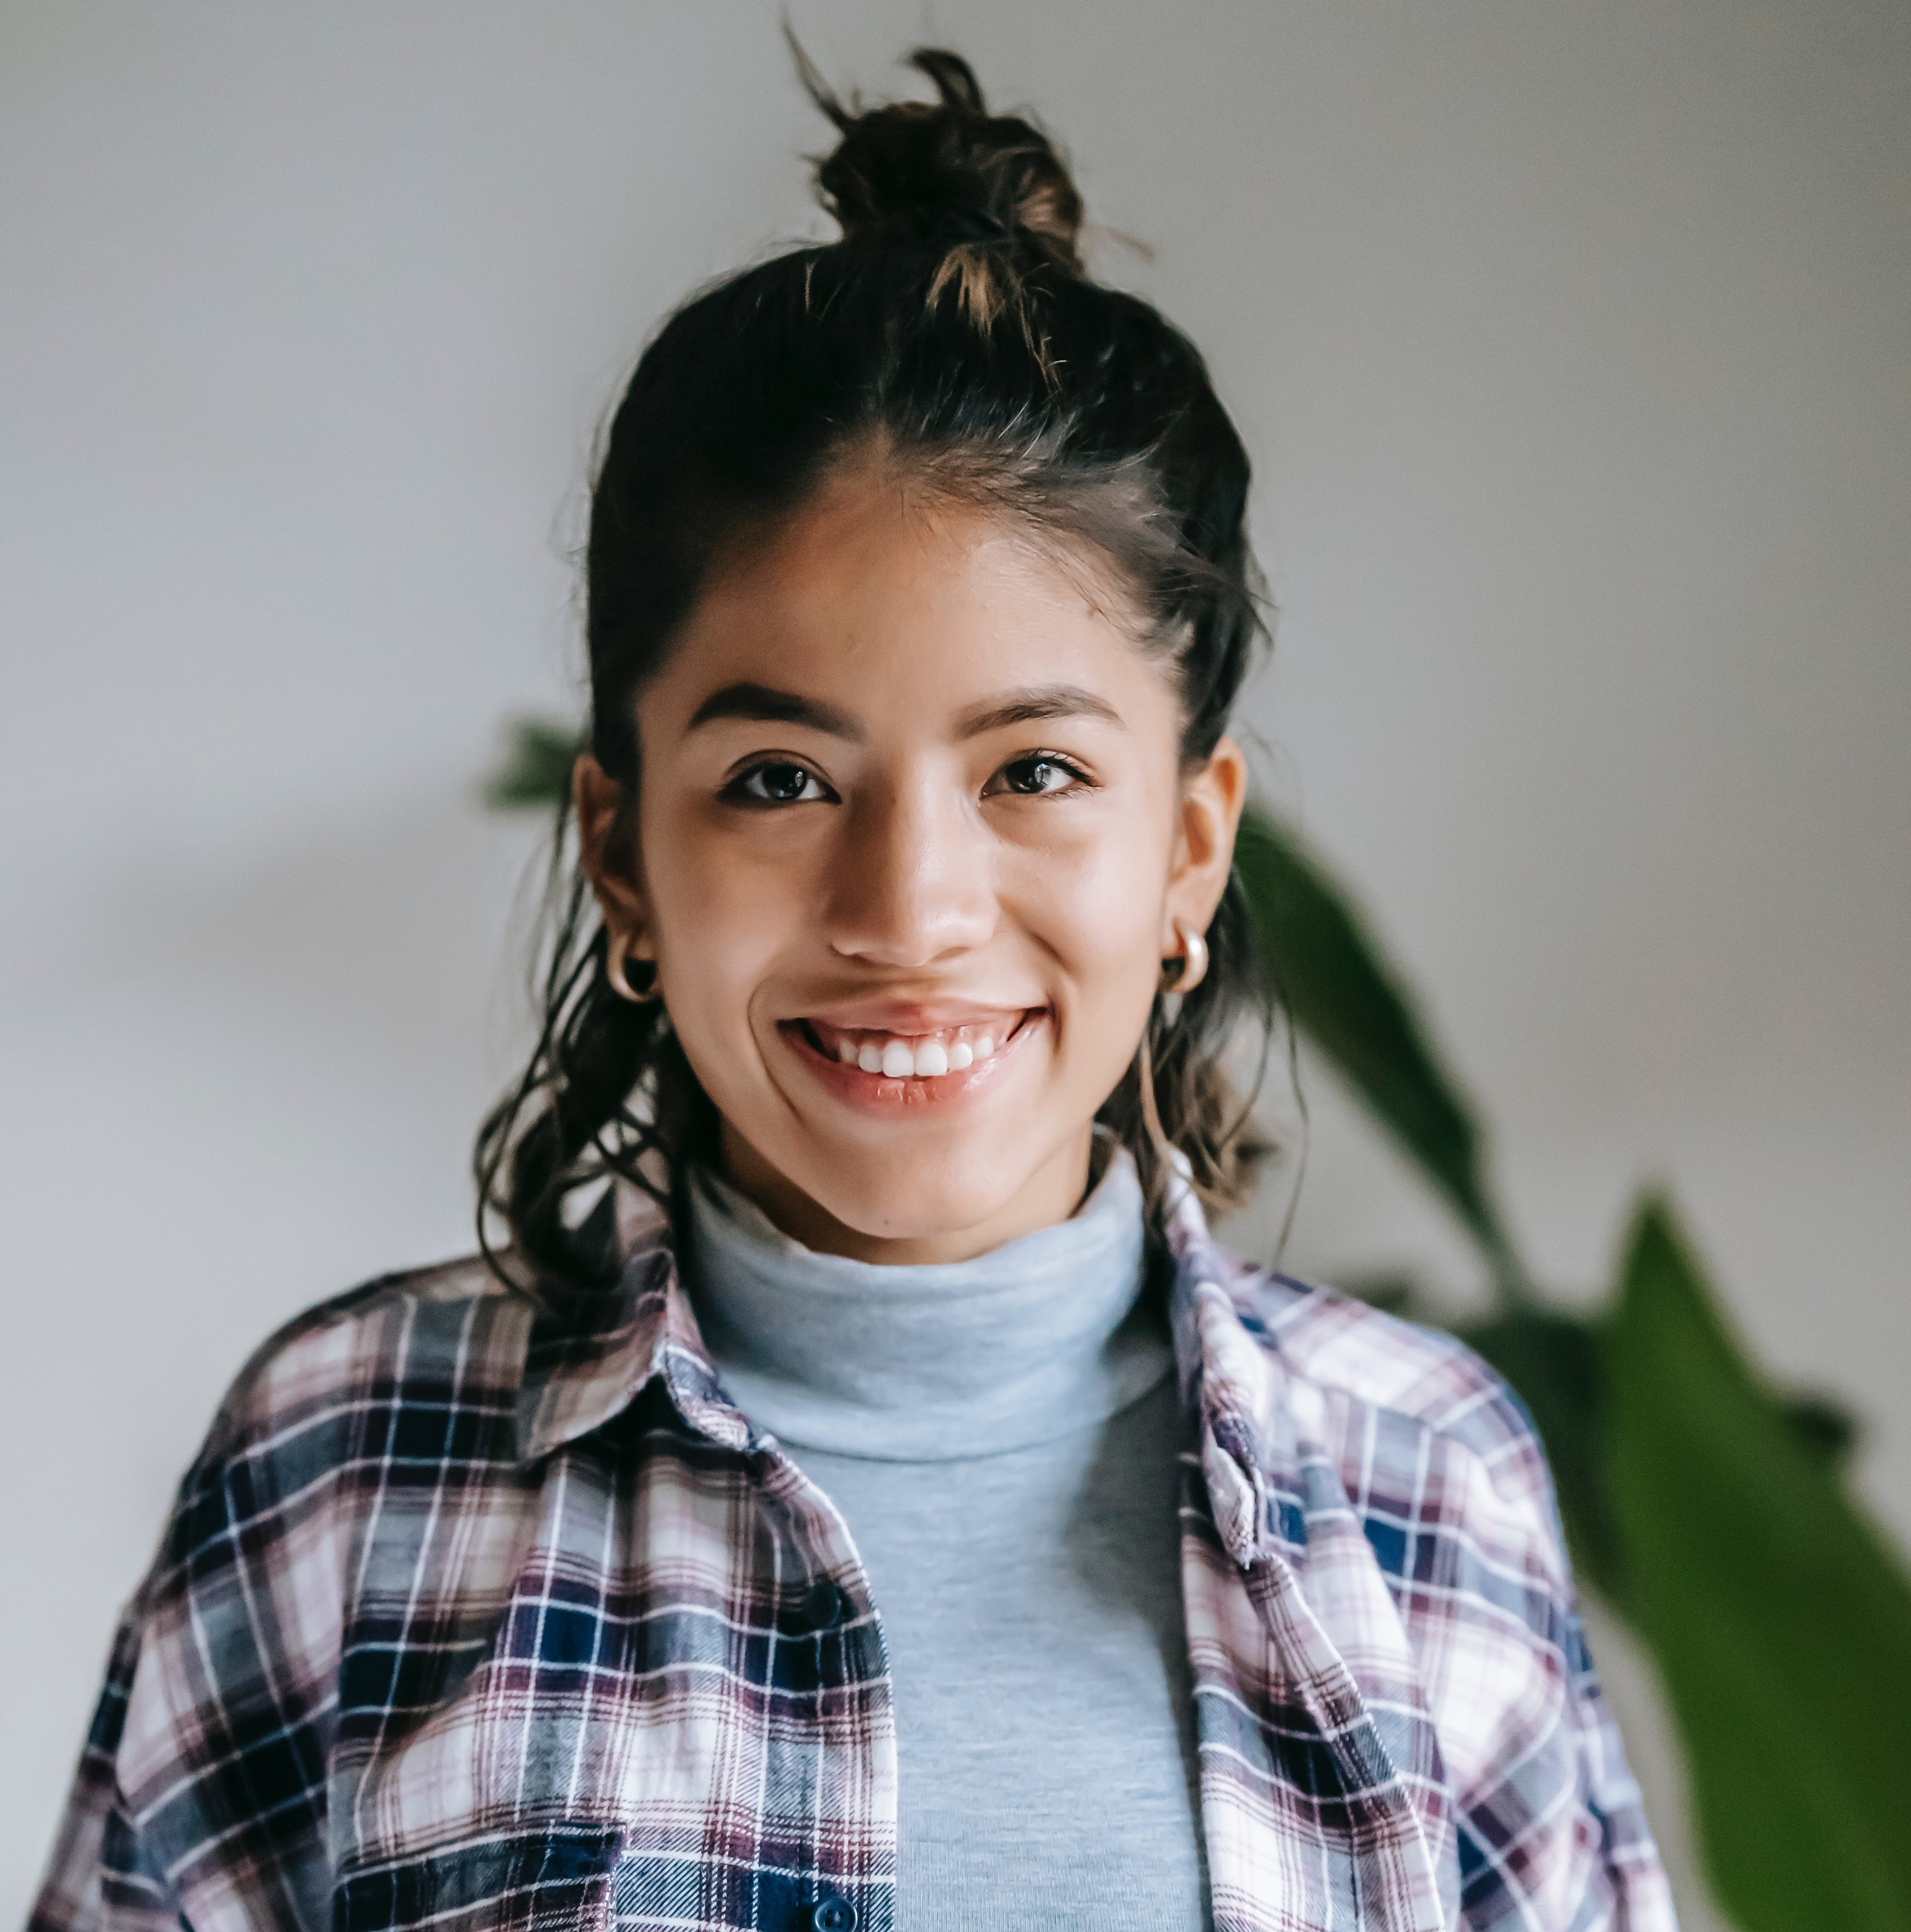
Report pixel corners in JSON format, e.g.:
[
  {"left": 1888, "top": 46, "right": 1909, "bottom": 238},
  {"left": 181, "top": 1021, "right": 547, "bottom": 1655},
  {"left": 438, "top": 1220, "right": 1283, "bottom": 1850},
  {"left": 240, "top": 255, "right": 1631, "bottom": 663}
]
[{"left": 3, "top": 3, "right": 1906, "bottom": 1924}]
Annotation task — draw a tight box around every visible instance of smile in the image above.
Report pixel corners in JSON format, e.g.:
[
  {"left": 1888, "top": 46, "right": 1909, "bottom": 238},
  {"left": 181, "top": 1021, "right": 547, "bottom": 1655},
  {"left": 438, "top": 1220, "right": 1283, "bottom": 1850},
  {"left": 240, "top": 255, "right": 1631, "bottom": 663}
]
[{"left": 779, "top": 1011, "right": 1041, "bottom": 1100}]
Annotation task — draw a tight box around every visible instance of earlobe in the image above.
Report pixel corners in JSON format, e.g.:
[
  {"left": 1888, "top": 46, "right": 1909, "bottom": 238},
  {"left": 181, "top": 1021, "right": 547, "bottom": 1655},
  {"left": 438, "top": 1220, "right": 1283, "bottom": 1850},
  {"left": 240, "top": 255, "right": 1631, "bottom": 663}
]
[
  {"left": 1160, "top": 921, "right": 1209, "bottom": 995},
  {"left": 605, "top": 927, "right": 663, "bottom": 1004}
]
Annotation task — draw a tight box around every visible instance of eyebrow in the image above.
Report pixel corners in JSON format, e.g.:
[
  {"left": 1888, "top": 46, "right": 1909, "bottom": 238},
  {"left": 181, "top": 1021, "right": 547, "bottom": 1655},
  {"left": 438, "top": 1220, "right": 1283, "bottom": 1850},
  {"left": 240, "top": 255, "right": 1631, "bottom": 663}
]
[
  {"left": 957, "top": 684, "right": 1124, "bottom": 737},
  {"left": 682, "top": 679, "right": 1124, "bottom": 743},
  {"left": 685, "top": 682, "right": 865, "bottom": 741}
]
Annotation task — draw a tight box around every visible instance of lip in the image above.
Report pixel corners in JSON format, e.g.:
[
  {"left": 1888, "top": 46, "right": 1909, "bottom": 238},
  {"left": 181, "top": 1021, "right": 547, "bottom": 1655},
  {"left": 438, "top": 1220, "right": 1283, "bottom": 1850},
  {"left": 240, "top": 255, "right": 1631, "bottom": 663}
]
[
  {"left": 793, "top": 999, "right": 1034, "bottom": 1035},
  {"left": 777, "top": 1008, "right": 1044, "bottom": 1113}
]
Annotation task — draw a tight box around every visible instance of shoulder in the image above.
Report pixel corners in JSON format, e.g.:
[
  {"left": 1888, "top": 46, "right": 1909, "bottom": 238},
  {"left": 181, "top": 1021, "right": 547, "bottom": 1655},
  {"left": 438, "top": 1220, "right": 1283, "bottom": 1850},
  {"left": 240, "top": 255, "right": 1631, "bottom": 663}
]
[
  {"left": 128, "top": 1253, "right": 542, "bottom": 1630},
  {"left": 93, "top": 1258, "right": 540, "bottom": 1889},
  {"left": 1224, "top": 1259, "right": 1554, "bottom": 1512},
  {"left": 1209, "top": 1255, "right": 1585, "bottom": 1669},
  {"left": 192, "top": 1252, "right": 535, "bottom": 1475}
]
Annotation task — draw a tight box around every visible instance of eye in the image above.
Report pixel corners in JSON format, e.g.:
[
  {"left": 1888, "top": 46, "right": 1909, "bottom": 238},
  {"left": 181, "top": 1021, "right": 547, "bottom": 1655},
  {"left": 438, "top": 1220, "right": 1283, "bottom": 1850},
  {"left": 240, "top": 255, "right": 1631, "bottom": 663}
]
[
  {"left": 727, "top": 760, "right": 834, "bottom": 807},
  {"left": 987, "top": 753, "right": 1090, "bottom": 798}
]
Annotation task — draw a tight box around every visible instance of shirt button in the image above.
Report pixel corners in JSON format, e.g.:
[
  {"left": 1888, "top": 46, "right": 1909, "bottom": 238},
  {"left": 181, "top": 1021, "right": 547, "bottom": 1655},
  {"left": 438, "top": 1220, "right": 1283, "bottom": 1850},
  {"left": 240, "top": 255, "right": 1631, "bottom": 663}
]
[
  {"left": 809, "top": 1899, "right": 856, "bottom": 1932},
  {"left": 799, "top": 1578, "right": 846, "bottom": 1632}
]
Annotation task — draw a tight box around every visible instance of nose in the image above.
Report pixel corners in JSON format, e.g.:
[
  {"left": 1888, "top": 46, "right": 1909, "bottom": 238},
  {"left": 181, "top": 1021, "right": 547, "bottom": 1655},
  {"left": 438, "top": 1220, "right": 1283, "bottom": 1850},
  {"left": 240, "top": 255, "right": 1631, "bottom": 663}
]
[{"left": 823, "top": 776, "right": 996, "bottom": 970}]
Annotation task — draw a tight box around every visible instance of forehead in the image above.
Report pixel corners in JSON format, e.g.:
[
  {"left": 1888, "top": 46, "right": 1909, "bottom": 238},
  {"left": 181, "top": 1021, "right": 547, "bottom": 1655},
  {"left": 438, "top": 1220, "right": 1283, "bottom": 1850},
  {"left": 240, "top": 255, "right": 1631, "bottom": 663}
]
[{"left": 647, "top": 467, "right": 1174, "bottom": 726}]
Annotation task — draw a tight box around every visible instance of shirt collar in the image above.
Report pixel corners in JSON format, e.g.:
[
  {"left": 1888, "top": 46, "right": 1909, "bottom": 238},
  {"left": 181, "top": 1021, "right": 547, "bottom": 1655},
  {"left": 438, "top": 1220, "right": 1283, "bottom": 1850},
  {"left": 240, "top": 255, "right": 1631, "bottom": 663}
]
[
  {"left": 515, "top": 1202, "right": 753, "bottom": 1462},
  {"left": 515, "top": 1168, "right": 1301, "bottom": 1571},
  {"left": 1157, "top": 1163, "right": 1301, "bottom": 1568}
]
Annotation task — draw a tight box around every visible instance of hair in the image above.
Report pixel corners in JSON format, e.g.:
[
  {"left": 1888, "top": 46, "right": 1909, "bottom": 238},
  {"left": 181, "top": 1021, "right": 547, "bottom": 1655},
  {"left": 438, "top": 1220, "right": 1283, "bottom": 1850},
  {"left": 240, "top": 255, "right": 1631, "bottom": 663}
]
[{"left": 475, "top": 46, "right": 1272, "bottom": 1291}]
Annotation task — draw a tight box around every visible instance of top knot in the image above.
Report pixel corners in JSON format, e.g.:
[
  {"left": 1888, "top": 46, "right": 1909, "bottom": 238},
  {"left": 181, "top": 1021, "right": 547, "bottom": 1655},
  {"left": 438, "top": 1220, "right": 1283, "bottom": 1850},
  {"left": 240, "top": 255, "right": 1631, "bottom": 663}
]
[{"left": 802, "top": 46, "right": 1086, "bottom": 277}]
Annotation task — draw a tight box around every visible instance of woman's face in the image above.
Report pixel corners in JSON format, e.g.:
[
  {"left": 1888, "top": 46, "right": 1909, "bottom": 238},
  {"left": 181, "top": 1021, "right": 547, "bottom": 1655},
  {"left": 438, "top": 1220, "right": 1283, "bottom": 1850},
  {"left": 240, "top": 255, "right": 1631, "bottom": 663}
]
[{"left": 580, "top": 462, "right": 1245, "bottom": 1263}]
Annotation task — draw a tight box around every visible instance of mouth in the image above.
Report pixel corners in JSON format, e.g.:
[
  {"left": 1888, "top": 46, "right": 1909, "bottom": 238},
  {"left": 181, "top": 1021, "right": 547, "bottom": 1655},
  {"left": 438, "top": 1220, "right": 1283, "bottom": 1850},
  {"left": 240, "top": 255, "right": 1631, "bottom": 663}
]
[{"left": 778, "top": 1009, "right": 1043, "bottom": 1104}]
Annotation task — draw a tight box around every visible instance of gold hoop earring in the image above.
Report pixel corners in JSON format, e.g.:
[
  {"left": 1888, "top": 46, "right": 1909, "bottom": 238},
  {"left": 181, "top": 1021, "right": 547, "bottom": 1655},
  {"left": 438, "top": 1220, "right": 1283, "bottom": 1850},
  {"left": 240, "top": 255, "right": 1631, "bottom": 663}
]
[
  {"left": 604, "top": 928, "right": 662, "bottom": 1004},
  {"left": 1160, "top": 921, "right": 1209, "bottom": 996}
]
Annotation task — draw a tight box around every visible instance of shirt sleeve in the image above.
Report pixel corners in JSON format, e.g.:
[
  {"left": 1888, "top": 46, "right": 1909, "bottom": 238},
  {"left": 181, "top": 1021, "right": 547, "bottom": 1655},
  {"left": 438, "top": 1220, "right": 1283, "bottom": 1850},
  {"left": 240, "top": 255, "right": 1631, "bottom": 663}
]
[
  {"left": 1556, "top": 1609, "right": 1682, "bottom": 1931},
  {"left": 1445, "top": 1402, "right": 1681, "bottom": 1932},
  {"left": 29, "top": 1607, "right": 182, "bottom": 1932}
]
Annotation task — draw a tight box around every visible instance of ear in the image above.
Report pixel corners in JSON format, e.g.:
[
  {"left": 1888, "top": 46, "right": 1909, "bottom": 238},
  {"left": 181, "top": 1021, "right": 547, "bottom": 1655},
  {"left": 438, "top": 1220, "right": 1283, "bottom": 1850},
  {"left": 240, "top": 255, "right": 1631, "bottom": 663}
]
[
  {"left": 573, "top": 753, "right": 655, "bottom": 961},
  {"left": 1162, "top": 735, "right": 1248, "bottom": 952}
]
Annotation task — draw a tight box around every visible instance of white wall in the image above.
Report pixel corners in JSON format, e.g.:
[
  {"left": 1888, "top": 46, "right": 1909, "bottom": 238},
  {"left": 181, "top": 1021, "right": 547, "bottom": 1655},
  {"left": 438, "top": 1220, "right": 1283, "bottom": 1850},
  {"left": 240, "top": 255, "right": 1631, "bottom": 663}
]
[{"left": 3, "top": 5, "right": 1906, "bottom": 1924}]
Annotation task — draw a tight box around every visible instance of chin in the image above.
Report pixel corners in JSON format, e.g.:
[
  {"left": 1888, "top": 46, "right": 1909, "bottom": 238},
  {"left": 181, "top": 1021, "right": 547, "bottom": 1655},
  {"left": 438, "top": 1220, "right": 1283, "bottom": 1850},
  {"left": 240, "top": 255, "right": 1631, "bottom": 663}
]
[{"left": 790, "top": 1140, "right": 1045, "bottom": 1246}]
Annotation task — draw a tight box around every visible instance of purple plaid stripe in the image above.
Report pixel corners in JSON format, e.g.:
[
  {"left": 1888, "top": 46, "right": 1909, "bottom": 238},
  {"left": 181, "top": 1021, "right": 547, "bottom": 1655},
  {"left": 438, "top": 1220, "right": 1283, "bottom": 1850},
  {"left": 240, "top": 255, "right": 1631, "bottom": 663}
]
[{"left": 32, "top": 1188, "right": 1675, "bottom": 1932}]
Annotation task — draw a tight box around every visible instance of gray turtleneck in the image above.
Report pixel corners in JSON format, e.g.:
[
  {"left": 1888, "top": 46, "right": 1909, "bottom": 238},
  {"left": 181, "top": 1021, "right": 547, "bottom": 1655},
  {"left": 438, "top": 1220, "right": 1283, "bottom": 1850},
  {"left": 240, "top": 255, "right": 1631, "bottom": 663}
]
[{"left": 686, "top": 1152, "right": 1212, "bottom": 1931}]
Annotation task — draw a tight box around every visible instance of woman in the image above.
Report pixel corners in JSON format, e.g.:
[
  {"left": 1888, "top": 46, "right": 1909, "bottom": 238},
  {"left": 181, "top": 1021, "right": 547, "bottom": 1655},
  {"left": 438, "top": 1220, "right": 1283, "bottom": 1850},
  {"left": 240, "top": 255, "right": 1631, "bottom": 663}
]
[{"left": 35, "top": 50, "right": 1674, "bottom": 1932}]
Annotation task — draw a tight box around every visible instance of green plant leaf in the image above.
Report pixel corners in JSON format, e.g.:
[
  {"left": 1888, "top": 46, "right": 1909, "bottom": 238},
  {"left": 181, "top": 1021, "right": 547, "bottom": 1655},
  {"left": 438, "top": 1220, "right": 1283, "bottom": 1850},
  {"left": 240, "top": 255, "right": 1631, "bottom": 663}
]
[
  {"left": 1233, "top": 808, "right": 1529, "bottom": 1298},
  {"left": 485, "top": 716, "right": 583, "bottom": 812},
  {"left": 1604, "top": 1196, "right": 1911, "bottom": 1931},
  {"left": 1778, "top": 1389, "right": 1862, "bottom": 1467}
]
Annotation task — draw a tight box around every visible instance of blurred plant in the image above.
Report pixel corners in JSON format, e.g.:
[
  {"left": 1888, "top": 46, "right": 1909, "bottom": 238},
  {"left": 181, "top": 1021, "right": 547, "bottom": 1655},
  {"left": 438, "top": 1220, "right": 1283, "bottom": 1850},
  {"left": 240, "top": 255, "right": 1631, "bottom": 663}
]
[
  {"left": 488, "top": 716, "right": 1911, "bottom": 1932},
  {"left": 483, "top": 717, "right": 582, "bottom": 811}
]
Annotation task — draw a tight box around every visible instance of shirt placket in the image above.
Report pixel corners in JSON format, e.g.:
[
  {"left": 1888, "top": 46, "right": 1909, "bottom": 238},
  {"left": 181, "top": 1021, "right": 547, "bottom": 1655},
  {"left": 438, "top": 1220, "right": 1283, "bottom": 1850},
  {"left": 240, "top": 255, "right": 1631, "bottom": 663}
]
[{"left": 558, "top": 1282, "right": 898, "bottom": 1932}]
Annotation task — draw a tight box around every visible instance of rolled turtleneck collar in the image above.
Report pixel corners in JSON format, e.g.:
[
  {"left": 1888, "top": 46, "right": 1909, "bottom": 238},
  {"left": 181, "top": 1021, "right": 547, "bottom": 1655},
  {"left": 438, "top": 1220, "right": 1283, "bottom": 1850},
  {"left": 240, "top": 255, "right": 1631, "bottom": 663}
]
[{"left": 683, "top": 1146, "right": 1170, "bottom": 1462}]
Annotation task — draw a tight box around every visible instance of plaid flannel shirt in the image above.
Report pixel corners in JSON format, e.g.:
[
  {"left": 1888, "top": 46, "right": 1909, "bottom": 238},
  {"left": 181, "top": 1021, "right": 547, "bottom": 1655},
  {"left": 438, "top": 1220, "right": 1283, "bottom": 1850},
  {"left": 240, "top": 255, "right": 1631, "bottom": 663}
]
[{"left": 34, "top": 1179, "right": 1674, "bottom": 1932}]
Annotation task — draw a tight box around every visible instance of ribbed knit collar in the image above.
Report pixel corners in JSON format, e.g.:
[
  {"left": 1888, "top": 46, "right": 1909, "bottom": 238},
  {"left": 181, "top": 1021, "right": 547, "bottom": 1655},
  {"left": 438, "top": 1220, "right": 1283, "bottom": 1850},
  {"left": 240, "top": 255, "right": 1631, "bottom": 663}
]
[{"left": 681, "top": 1147, "right": 1170, "bottom": 1462}]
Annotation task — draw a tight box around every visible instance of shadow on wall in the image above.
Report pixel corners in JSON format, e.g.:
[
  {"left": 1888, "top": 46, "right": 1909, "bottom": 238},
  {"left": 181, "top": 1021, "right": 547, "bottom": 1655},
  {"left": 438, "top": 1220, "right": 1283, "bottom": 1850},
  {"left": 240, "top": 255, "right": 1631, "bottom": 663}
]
[
  {"left": 7, "top": 773, "right": 546, "bottom": 1504},
  {"left": 31, "top": 781, "right": 547, "bottom": 1088}
]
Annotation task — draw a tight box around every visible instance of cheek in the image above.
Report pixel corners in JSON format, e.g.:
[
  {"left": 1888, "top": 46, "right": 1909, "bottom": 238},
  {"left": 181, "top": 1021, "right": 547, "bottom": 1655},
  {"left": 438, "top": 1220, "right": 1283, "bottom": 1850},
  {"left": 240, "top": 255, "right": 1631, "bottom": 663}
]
[
  {"left": 1014, "top": 814, "right": 1170, "bottom": 1035},
  {"left": 641, "top": 802, "right": 796, "bottom": 1053}
]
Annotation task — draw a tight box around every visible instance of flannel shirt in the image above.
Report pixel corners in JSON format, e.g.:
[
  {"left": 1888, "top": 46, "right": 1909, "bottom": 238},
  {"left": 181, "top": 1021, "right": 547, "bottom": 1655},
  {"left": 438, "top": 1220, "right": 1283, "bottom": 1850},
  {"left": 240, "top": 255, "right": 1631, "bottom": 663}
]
[{"left": 33, "top": 1177, "right": 1675, "bottom": 1932}]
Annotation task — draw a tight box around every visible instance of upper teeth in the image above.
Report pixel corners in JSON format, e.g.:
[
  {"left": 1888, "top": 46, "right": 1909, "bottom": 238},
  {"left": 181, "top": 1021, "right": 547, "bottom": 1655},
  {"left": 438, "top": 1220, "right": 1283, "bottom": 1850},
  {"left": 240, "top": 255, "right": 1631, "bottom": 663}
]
[{"left": 827, "top": 1027, "right": 1002, "bottom": 1078}]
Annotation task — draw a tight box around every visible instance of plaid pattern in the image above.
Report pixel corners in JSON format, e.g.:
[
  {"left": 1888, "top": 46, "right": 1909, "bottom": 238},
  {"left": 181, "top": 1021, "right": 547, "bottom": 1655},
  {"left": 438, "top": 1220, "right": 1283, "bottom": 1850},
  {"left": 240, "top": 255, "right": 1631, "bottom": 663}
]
[{"left": 34, "top": 1181, "right": 1674, "bottom": 1932}]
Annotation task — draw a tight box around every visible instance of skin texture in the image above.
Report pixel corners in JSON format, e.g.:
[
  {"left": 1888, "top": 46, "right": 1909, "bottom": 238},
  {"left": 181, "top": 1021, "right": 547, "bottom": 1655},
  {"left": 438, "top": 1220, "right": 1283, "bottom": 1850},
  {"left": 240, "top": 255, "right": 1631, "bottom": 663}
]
[{"left": 577, "top": 461, "right": 1245, "bottom": 1264}]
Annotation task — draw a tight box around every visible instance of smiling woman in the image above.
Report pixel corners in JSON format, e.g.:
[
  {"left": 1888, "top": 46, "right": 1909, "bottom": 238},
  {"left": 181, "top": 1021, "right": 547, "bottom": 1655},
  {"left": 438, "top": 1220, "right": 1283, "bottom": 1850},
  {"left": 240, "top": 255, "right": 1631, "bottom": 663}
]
[{"left": 33, "top": 45, "right": 1674, "bottom": 1932}]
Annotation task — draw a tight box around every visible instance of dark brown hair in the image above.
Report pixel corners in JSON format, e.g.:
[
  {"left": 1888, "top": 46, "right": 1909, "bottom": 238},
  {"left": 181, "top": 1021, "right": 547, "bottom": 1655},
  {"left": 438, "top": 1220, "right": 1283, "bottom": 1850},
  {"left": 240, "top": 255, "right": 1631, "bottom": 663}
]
[{"left": 476, "top": 48, "right": 1270, "bottom": 1288}]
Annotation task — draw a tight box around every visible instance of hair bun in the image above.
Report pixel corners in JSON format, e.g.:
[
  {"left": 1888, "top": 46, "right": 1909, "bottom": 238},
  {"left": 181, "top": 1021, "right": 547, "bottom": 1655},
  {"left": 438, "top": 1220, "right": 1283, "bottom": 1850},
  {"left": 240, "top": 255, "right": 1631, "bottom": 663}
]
[{"left": 805, "top": 47, "right": 1086, "bottom": 276}]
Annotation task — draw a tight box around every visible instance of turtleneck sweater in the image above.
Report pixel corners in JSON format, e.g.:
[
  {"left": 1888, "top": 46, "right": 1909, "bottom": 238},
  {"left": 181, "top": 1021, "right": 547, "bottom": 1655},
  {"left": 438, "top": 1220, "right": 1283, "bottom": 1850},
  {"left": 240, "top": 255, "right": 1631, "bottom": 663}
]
[{"left": 685, "top": 1151, "right": 1213, "bottom": 1931}]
